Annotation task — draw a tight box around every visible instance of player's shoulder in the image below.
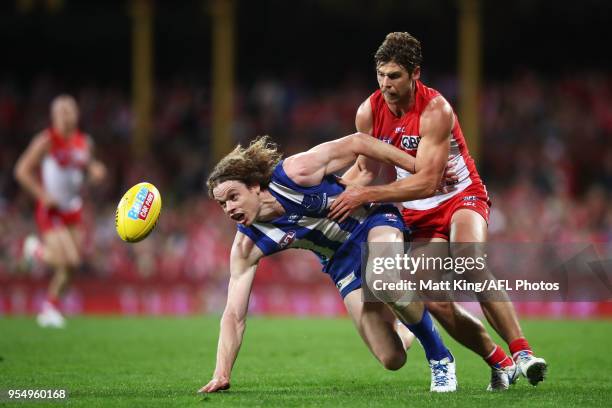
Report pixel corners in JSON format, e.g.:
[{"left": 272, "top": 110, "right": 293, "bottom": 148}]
[
  {"left": 232, "top": 230, "right": 264, "bottom": 264},
  {"left": 421, "top": 94, "right": 453, "bottom": 121},
  {"left": 356, "top": 93, "right": 376, "bottom": 133},
  {"left": 31, "top": 130, "right": 52, "bottom": 151}
]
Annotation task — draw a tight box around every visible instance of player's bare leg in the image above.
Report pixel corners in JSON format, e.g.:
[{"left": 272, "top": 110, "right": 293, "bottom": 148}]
[
  {"left": 425, "top": 301, "right": 494, "bottom": 357},
  {"left": 395, "top": 320, "right": 415, "bottom": 351},
  {"left": 415, "top": 236, "right": 519, "bottom": 390},
  {"left": 37, "top": 226, "right": 81, "bottom": 328},
  {"left": 364, "top": 226, "right": 456, "bottom": 392},
  {"left": 450, "top": 209, "right": 547, "bottom": 386},
  {"left": 344, "top": 290, "right": 407, "bottom": 370}
]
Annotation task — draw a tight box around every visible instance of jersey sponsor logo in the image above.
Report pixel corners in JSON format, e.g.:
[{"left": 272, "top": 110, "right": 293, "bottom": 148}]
[
  {"left": 128, "top": 187, "right": 153, "bottom": 220},
  {"left": 463, "top": 195, "right": 477, "bottom": 201},
  {"left": 401, "top": 135, "right": 420, "bottom": 150},
  {"left": 279, "top": 230, "right": 296, "bottom": 249},
  {"left": 384, "top": 212, "right": 398, "bottom": 222}
]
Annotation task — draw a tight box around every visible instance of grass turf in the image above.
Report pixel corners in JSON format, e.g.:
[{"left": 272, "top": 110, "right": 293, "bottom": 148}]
[{"left": 0, "top": 317, "right": 610, "bottom": 407}]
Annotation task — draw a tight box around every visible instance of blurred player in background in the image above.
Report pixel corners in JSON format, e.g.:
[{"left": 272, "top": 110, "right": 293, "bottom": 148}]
[
  {"left": 330, "top": 32, "right": 547, "bottom": 390},
  {"left": 14, "top": 94, "right": 106, "bottom": 328},
  {"left": 201, "top": 134, "right": 458, "bottom": 394}
]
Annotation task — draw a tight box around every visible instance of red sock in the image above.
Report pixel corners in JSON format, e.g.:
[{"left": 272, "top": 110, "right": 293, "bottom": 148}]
[
  {"left": 34, "top": 246, "right": 44, "bottom": 261},
  {"left": 509, "top": 338, "right": 533, "bottom": 360},
  {"left": 485, "top": 345, "right": 514, "bottom": 369},
  {"left": 47, "top": 296, "right": 61, "bottom": 309}
]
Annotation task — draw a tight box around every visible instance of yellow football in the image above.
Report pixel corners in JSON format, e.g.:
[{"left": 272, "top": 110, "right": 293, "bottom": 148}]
[{"left": 115, "top": 182, "right": 162, "bottom": 242}]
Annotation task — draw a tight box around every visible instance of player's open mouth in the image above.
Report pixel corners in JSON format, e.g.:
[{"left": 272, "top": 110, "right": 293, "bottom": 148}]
[{"left": 231, "top": 213, "right": 246, "bottom": 224}]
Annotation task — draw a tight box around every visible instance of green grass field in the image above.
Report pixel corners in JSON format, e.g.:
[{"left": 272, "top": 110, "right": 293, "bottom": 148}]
[{"left": 0, "top": 317, "right": 610, "bottom": 407}]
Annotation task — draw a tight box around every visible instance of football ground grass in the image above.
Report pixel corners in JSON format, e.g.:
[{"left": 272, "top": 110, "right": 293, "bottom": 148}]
[{"left": 0, "top": 317, "right": 610, "bottom": 407}]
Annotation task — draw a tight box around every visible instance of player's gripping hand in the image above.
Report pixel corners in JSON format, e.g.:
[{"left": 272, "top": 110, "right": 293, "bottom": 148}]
[
  {"left": 328, "top": 185, "right": 368, "bottom": 223},
  {"left": 198, "top": 377, "right": 230, "bottom": 393},
  {"left": 438, "top": 159, "right": 459, "bottom": 194}
]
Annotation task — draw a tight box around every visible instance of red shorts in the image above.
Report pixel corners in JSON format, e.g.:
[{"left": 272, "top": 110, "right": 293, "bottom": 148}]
[
  {"left": 402, "top": 184, "right": 490, "bottom": 240},
  {"left": 35, "top": 201, "right": 83, "bottom": 234}
]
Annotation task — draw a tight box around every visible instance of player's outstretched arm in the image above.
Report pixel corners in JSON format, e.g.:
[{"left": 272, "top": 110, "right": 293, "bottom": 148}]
[
  {"left": 199, "top": 232, "right": 262, "bottom": 393},
  {"left": 14, "top": 132, "right": 58, "bottom": 208},
  {"left": 329, "top": 96, "right": 453, "bottom": 221},
  {"left": 283, "top": 132, "right": 415, "bottom": 187}
]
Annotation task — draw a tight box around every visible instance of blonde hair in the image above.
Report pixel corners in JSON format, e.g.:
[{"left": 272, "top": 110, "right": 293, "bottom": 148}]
[{"left": 207, "top": 136, "right": 282, "bottom": 197}]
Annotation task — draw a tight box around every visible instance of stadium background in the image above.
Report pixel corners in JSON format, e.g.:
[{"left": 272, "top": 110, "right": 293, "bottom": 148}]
[{"left": 0, "top": 0, "right": 610, "bottom": 318}]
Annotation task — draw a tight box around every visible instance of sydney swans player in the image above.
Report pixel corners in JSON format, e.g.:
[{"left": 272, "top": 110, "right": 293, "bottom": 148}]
[
  {"left": 14, "top": 95, "right": 106, "bottom": 328},
  {"left": 330, "top": 32, "right": 547, "bottom": 390},
  {"left": 201, "top": 135, "right": 457, "bottom": 394}
]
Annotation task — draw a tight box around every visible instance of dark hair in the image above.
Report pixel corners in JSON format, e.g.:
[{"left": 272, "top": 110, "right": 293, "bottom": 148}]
[
  {"left": 374, "top": 32, "right": 422, "bottom": 73},
  {"left": 206, "top": 135, "right": 282, "bottom": 197}
]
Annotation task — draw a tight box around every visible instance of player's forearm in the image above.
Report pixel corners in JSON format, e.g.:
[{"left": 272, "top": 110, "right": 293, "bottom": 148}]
[
  {"left": 14, "top": 168, "right": 46, "bottom": 202},
  {"left": 341, "top": 162, "right": 376, "bottom": 187},
  {"left": 361, "top": 173, "right": 438, "bottom": 203},
  {"left": 213, "top": 312, "right": 246, "bottom": 378},
  {"left": 351, "top": 133, "right": 415, "bottom": 174}
]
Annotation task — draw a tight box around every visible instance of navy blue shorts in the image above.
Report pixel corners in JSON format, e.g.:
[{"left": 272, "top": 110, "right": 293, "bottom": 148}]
[{"left": 325, "top": 205, "right": 406, "bottom": 298}]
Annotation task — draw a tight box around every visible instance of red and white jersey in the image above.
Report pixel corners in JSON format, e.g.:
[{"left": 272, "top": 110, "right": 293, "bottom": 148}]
[
  {"left": 41, "top": 127, "right": 90, "bottom": 212},
  {"left": 369, "top": 80, "right": 486, "bottom": 211}
]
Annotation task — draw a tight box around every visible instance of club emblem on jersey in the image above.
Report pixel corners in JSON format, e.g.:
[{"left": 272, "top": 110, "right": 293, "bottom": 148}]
[
  {"left": 401, "top": 135, "right": 420, "bottom": 150},
  {"left": 302, "top": 193, "right": 327, "bottom": 214},
  {"left": 279, "top": 230, "right": 296, "bottom": 249}
]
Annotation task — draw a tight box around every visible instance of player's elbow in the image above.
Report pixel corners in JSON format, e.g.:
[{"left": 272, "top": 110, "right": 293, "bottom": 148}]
[
  {"left": 422, "top": 182, "right": 438, "bottom": 198},
  {"left": 221, "top": 308, "right": 247, "bottom": 329},
  {"left": 347, "top": 133, "right": 371, "bottom": 157},
  {"left": 416, "top": 173, "right": 440, "bottom": 198},
  {"left": 14, "top": 162, "right": 28, "bottom": 185}
]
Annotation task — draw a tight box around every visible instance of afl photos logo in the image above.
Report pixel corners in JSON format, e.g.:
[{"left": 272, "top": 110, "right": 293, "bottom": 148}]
[{"left": 401, "top": 135, "right": 420, "bottom": 150}]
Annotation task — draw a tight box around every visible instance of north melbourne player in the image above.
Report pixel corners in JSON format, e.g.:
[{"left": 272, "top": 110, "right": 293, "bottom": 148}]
[{"left": 200, "top": 134, "right": 457, "bottom": 393}]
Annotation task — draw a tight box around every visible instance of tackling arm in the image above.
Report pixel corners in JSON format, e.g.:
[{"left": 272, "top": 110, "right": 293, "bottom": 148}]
[
  {"left": 283, "top": 131, "right": 416, "bottom": 187},
  {"left": 328, "top": 96, "right": 453, "bottom": 221},
  {"left": 199, "top": 232, "right": 263, "bottom": 393}
]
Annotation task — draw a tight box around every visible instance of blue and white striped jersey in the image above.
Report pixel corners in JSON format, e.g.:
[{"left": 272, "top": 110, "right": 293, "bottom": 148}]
[{"left": 237, "top": 160, "right": 374, "bottom": 269}]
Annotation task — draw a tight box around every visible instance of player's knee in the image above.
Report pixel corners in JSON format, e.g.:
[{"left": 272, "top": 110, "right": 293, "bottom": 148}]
[
  {"left": 47, "top": 250, "right": 68, "bottom": 269},
  {"left": 65, "top": 254, "right": 81, "bottom": 270},
  {"left": 379, "top": 350, "right": 406, "bottom": 371}
]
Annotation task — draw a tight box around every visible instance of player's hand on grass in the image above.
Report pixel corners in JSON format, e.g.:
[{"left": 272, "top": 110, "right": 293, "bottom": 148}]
[
  {"left": 198, "top": 377, "right": 230, "bottom": 393},
  {"left": 328, "top": 185, "right": 368, "bottom": 223}
]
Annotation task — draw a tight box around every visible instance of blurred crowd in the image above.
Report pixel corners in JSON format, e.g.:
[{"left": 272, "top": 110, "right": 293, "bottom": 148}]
[{"left": 0, "top": 70, "right": 611, "bottom": 281}]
